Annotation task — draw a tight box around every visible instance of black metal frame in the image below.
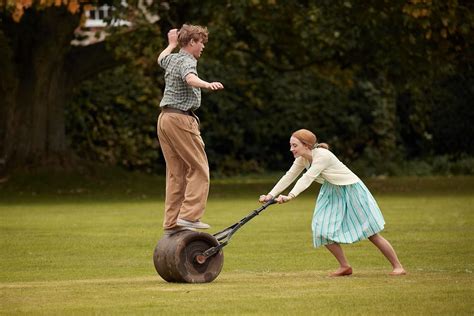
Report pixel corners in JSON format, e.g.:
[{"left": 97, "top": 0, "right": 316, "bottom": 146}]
[{"left": 199, "top": 199, "right": 276, "bottom": 260}]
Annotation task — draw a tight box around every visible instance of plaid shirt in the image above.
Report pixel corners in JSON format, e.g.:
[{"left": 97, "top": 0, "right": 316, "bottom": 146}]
[{"left": 159, "top": 50, "right": 201, "bottom": 111}]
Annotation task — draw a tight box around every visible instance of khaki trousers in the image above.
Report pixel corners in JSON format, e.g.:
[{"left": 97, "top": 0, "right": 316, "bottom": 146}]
[{"left": 157, "top": 112, "right": 210, "bottom": 229}]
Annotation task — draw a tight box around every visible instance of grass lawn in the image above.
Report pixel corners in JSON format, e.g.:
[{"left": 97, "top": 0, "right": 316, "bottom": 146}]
[{"left": 1, "top": 171, "right": 473, "bottom": 315}]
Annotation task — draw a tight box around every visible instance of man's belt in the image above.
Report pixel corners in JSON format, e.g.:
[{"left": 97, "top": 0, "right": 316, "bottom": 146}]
[{"left": 161, "top": 107, "right": 192, "bottom": 116}]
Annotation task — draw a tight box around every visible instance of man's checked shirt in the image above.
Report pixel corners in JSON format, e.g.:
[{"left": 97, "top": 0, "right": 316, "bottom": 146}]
[{"left": 159, "top": 50, "right": 201, "bottom": 111}]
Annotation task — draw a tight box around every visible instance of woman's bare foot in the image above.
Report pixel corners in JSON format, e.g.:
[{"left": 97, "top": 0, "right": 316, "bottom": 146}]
[
  {"left": 329, "top": 266, "right": 353, "bottom": 277},
  {"left": 389, "top": 267, "right": 407, "bottom": 276}
]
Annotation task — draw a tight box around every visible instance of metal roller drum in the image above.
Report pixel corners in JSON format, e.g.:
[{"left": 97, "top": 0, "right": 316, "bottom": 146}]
[{"left": 153, "top": 230, "right": 224, "bottom": 283}]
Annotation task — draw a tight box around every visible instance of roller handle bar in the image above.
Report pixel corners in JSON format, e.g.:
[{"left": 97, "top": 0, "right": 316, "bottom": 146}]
[{"left": 201, "top": 199, "right": 276, "bottom": 258}]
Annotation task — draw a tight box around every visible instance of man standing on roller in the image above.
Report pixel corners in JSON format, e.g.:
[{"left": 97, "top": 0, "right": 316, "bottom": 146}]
[{"left": 157, "top": 24, "right": 224, "bottom": 235}]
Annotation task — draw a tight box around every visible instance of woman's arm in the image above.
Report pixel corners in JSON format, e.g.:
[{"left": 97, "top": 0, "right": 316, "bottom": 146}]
[
  {"left": 288, "top": 151, "right": 330, "bottom": 198},
  {"left": 267, "top": 158, "right": 306, "bottom": 198}
]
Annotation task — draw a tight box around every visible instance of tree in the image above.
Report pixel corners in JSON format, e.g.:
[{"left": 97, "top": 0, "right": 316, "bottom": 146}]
[
  {"left": 2, "top": 0, "right": 471, "bottom": 177},
  {"left": 0, "top": 0, "right": 156, "bottom": 173},
  {"left": 196, "top": 0, "right": 473, "bottom": 168},
  {"left": 63, "top": 0, "right": 473, "bottom": 175}
]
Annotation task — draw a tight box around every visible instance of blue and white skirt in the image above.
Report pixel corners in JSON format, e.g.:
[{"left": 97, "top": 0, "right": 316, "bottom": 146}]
[{"left": 312, "top": 181, "right": 385, "bottom": 248}]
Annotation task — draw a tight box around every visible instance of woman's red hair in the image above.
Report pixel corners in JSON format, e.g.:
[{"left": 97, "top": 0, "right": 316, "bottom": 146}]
[{"left": 292, "top": 129, "right": 329, "bottom": 150}]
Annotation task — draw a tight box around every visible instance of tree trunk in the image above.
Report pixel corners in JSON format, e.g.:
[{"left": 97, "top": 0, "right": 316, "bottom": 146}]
[
  {"left": 1, "top": 6, "right": 124, "bottom": 172},
  {"left": 0, "top": 29, "right": 18, "bottom": 178},
  {"left": 1, "top": 7, "right": 80, "bottom": 170}
]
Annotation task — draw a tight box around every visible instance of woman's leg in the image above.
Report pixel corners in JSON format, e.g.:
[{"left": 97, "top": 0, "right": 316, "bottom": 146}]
[
  {"left": 369, "top": 234, "right": 406, "bottom": 275},
  {"left": 325, "top": 243, "right": 353, "bottom": 276}
]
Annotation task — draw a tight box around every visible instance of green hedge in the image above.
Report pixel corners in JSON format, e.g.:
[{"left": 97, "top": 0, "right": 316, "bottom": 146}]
[{"left": 67, "top": 65, "right": 163, "bottom": 173}]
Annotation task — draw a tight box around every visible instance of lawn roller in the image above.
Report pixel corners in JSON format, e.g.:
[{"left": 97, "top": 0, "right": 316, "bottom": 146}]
[{"left": 153, "top": 199, "right": 276, "bottom": 283}]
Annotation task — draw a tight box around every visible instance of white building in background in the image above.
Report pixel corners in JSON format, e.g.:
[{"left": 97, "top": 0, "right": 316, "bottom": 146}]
[{"left": 72, "top": 0, "right": 159, "bottom": 46}]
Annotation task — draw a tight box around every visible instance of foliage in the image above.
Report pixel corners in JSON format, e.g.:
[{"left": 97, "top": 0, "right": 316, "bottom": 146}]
[
  {"left": 430, "top": 70, "right": 474, "bottom": 155},
  {"left": 350, "top": 153, "right": 474, "bottom": 177},
  {"left": 2, "top": 0, "right": 472, "bottom": 175},
  {"left": 67, "top": 65, "right": 162, "bottom": 172},
  {"left": 3, "top": 0, "right": 75, "bottom": 19},
  {"left": 66, "top": 14, "right": 165, "bottom": 172},
  {"left": 189, "top": 0, "right": 472, "bottom": 174}
]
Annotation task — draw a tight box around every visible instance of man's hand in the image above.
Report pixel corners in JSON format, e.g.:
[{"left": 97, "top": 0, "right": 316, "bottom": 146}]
[
  {"left": 186, "top": 74, "right": 224, "bottom": 90},
  {"left": 157, "top": 29, "right": 179, "bottom": 64},
  {"left": 207, "top": 82, "right": 224, "bottom": 90},
  {"left": 167, "top": 28, "right": 179, "bottom": 47}
]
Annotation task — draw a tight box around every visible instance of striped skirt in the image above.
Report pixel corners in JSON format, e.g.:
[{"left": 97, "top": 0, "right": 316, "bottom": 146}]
[{"left": 312, "top": 181, "right": 385, "bottom": 248}]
